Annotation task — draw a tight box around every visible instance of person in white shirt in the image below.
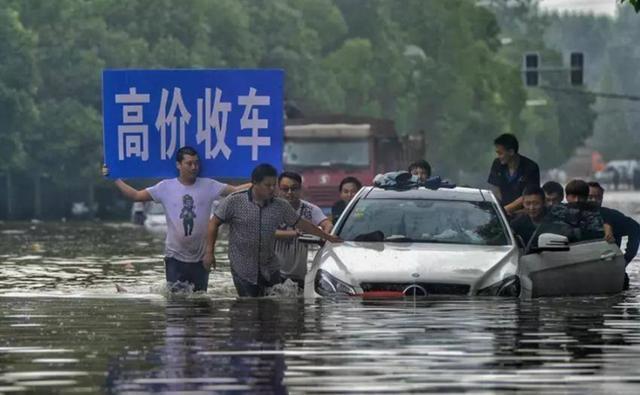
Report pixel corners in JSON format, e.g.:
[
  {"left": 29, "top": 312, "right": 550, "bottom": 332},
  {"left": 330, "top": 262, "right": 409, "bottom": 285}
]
[
  {"left": 274, "top": 171, "right": 333, "bottom": 288},
  {"left": 103, "top": 146, "right": 249, "bottom": 292}
]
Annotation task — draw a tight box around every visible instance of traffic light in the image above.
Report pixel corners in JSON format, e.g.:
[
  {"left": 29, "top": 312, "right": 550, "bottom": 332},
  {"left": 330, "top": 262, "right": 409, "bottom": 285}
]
[
  {"left": 570, "top": 52, "right": 584, "bottom": 85},
  {"left": 523, "top": 53, "right": 539, "bottom": 87}
]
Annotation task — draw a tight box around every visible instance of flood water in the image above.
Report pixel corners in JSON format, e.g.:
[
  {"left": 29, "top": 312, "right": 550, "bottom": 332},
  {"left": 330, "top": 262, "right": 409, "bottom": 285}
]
[{"left": 2, "top": 193, "right": 640, "bottom": 393}]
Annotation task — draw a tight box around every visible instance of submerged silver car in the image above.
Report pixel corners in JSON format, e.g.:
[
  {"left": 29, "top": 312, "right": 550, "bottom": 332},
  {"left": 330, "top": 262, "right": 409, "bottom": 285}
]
[
  {"left": 304, "top": 183, "right": 626, "bottom": 299},
  {"left": 304, "top": 185, "right": 521, "bottom": 298}
]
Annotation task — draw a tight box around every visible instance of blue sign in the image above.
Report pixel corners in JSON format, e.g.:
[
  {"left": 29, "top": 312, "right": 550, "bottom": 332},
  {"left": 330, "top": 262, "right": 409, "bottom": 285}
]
[{"left": 102, "top": 69, "right": 283, "bottom": 179}]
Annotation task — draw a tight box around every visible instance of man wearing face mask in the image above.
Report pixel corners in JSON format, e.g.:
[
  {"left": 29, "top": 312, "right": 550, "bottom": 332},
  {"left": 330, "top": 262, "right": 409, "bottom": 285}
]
[{"left": 205, "top": 164, "right": 341, "bottom": 297}]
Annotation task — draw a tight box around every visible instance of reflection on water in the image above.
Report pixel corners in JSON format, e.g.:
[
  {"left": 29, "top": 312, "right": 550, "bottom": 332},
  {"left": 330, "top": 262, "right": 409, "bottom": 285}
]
[{"left": 1, "top": 215, "right": 640, "bottom": 392}]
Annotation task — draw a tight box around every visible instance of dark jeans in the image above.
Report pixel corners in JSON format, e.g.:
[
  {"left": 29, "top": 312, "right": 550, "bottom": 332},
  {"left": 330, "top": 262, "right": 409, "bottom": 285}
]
[
  {"left": 231, "top": 270, "right": 282, "bottom": 297},
  {"left": 164, "top": 257, "right": 209, "bottom": 292}
]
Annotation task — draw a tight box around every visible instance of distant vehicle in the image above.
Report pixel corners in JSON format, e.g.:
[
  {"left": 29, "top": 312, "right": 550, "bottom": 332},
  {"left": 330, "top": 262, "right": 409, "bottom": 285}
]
[
  {"left": 143, "top": 202, "right": 167, "bottom": 234},
  {"left": 130, "top": 202, "right": 145, "bottom": 225},
  {"left": 284, "top": 116, "right": 419, "bottom": 210},
  {"left": 303, "top": 175, "right": 625, "bottom": 299},
  {"left": 594, "top": 160, "right": 640, "bottom": 189},
  {"left": 71, "top": 202, "right": 90, "bottom": 217}
]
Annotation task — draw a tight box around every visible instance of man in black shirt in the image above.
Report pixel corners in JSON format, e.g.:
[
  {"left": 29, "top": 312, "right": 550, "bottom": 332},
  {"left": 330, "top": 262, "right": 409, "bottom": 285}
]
[
  {"left": 510, "top": 185, "right": 548, "bottom": 248},
  {"left": 588, "top": 182, "right": 639, "bottom": 289},
  {"left": 542, "top": 181, "right": 564, "bottom": 207},
  {"left": 331, "top": 177, "right": 362, "bottom": 225},
  {"left": 488, "top": 134, "right": 540, "bottom": 216}
]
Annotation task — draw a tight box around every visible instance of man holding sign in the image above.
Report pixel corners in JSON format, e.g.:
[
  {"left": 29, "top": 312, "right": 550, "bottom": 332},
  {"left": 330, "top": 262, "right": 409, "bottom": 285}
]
[
  {"left": 103, "top": 146, "right": 249, "bottom": 292},
  {"left": 102, "top": 69, "right": 284, "bottom": 293}
]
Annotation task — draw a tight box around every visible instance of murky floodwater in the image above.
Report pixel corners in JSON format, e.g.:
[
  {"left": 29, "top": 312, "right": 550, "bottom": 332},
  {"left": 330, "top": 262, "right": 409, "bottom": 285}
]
[{"left": 2, "top": 192, "right": 640, "bottom": 393}]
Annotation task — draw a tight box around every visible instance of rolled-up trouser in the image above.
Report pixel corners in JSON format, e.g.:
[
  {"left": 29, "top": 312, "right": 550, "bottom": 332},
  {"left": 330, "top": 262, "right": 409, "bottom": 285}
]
[
  {"left": 231, "top": 269, "right": 281, "bottom": 297},
  {"left": 164, "top": 257, "right": 209, "bottom": 292}
]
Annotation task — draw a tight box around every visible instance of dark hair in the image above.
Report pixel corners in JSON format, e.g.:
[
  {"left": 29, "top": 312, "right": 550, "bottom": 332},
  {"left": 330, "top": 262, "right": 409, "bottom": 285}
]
[
  {"left": 278, "top": 171, "right": 302, "bottom": 185},
  {"left": 493, "top": 133, "right": 519, "bottom": 153},
  {"left": 565, "top": 179, "right": 589, "bottom": 198},
  {"left": 251, "top": 163, "right": 278, "bottom": 184},
  {"left": 339, "top": 176, "right": 362, "bottom": 191},
  {"left": 522, "top": 184, "right": 545, "bottom": 200},
  {"left": 587, "top": 181, "right": 604, "bottom": 193},
  {"left": 408, "top": 160, "right": 432, "bottom": 178},
  {"left": 542, "top": 181, "right": 565, "bottom": 200},
  {"left": 176, "top": 146, "right": 198, "bottom": 162}
]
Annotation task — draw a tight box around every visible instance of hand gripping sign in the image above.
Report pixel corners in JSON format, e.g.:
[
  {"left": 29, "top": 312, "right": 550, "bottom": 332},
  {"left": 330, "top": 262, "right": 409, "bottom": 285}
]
[{"left": 102, "top": 69, "right": 284, "bottom": 179}]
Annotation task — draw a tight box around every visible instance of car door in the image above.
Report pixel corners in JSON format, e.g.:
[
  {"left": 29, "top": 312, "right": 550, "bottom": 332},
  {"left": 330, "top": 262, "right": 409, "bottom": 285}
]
[{"left": 518, "top": 239, "right": 625, "bottom": 298}]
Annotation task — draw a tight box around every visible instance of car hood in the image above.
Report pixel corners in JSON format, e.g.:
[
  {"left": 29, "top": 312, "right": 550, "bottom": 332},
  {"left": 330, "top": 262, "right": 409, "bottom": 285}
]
[{"left": 316, "top": 241, "right": 515, "bottom": 285}]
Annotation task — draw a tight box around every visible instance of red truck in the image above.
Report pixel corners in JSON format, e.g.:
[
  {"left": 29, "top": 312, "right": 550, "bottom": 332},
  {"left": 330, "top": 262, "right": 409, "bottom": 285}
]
[{"left": 284, "top": 115, "right": 422, "bottom": 210}]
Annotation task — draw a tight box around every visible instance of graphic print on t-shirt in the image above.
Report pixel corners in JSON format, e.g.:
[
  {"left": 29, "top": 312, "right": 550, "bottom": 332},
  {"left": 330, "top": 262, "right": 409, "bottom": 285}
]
[{"left": 179, "top": 194, "right": 196, "bottom": 236}]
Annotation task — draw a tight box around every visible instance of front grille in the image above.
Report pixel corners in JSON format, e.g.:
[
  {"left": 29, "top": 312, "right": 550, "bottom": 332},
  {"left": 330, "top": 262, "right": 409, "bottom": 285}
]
[{"left": 360, "top": 282, "right": 470, "bottom": 295}]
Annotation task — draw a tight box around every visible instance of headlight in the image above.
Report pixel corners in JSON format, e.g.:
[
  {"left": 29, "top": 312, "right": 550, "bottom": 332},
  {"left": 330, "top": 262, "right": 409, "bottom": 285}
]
[
  {"left": 477, "top": 275, "right": 520, "bottom": 297},
  {"left": 314, "top": 269, "right": 357, "bottom": 296}
]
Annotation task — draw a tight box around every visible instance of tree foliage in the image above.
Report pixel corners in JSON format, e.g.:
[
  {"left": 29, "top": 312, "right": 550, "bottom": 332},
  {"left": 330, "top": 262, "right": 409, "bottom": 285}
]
[{"left": 0, "top": 0, "right": 603, "bottom": 218}]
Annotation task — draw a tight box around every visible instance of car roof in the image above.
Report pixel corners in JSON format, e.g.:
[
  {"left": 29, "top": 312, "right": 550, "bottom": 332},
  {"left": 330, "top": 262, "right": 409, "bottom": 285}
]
[{"left": 362, "top": 186, "right": 492, "bottom": 202}]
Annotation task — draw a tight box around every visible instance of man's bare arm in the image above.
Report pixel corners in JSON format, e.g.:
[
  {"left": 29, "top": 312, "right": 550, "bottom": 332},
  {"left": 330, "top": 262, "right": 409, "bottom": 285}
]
[
  {"left": 222, "top": 182, "right": 252, "bottom": 196},
  {"left": 504, "top": 196, "right": 524, "bottom": 215},
  {"left": 275, "top": 229, "right": 299, "bottom": 240},
  {"left": 103, "top": 165, "right": 152, "bottom": 202},
  {"left": 295, "top": 218, "right": 341, "bottom": 243},
  {"left": 203, "top": 216, "right": 222, "bottom": 271},
  {"left": 318, "top": 219, "right": 333, "bottom": 234},
  {"left": 114, "top": 180, "right": 153, "bottom": 202}
]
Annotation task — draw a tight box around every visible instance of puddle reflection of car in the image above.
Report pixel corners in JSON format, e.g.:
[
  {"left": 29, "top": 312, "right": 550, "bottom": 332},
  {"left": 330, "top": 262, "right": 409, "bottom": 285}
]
[
  {"left": 144, "top": 202, "right": 167, "bottom": 234},
  {"left": 303, "top": 180, "right": 625, "bottom": 299}
]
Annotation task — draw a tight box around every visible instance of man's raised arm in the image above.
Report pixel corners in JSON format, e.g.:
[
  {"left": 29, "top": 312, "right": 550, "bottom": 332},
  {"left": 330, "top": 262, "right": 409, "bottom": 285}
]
[{"left": 102, "top": 165, "right": 152, "bottom": 202}]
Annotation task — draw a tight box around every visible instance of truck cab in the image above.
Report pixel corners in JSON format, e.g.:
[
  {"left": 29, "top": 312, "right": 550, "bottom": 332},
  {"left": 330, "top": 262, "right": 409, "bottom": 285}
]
[{"left": 284, "top": 116, "right": 407, "bottom": 210}]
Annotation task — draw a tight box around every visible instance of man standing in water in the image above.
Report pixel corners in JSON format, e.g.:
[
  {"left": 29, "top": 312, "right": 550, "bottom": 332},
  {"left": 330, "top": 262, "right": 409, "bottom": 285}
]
[
  {"left": 205, "top": 164, "right": 341, "bottom": 297},
  {"left": 588, "top": 181, "right": 640, "bottom": 289},
  {"left": 274, "top": 171, "right": 333, "bottom": 289},
  {"left": 104, "top": 146, "right": 249, "bottom": 292}
]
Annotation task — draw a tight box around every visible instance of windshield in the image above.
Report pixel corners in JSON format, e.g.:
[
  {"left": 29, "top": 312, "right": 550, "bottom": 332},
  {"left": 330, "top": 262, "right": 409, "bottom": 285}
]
[
  {"left": 338, "top": 199, "right": 510, "bottom": 246},
  {"left": 284, "top": 140, "right": 370, "bottom": 167}
]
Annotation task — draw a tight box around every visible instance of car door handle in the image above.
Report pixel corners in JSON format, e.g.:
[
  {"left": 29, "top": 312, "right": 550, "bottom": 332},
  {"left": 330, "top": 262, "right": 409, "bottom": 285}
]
[{"left": 600, "top": 251, "right": 616, "bottom": 261}]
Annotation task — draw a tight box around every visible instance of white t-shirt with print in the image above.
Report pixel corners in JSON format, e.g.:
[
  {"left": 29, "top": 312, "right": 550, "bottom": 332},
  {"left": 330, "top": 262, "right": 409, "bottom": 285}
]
[
  {"left": 274, "top": 199, "right": 328, "bottom": 281},
  {"left": 147, "top": 178, "right": 227, "bottom": 262}
]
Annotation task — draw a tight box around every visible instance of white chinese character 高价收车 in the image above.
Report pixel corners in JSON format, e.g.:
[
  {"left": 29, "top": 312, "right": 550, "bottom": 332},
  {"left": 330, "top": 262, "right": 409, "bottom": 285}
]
[
  {"left": 155, "top": 87, "right": 192, "bottom": 160},
  {"left": 115, "top": 87, "right": 151, "bottom": 161},
  {"left": 196, "top": 88, "right": 232, "bottom": 159},
  {"left": 238, "top": 87, "right": 271, "bottom": 161}
]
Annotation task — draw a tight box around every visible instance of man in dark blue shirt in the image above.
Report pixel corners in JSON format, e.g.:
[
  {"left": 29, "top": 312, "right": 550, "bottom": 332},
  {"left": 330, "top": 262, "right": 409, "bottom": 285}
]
[
  {"left": 488, "top": 134, "right": 540, "bottom": 216},
  {"left": 588, "top": 182, "right": 639, "bottom": 289}
]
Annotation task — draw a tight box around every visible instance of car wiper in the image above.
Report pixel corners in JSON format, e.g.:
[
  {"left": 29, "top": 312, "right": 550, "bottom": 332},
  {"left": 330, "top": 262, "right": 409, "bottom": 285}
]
[
  {"left": 353, "top": 230, "right": 385, "bottom": 242},
  {"left": 384, "top": 235, "right": 416, "bottom": 242}
]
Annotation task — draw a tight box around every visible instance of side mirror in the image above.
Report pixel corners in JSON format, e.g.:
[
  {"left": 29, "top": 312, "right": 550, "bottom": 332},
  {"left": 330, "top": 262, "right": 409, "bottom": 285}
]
[
  {"left": 536, "top": 233, "right": 569, "bottom": 252},
  {"left": 298, "top": 234, "right": 325, "bottom": 246}
]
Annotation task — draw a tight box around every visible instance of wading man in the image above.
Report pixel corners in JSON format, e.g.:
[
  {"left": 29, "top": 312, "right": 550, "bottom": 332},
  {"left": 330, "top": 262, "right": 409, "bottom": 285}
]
[
  {"left": 205, "top": 164, "right": 341, "bottom": 297},
  {"left": 588, "top": 182, "right": 639, "bottom": 288},
  {"left": 104, "top": 146, "right": 249, "bottom": 292},
  {"left": 274, "top": 171, "right": 333, "bottom": 289}
]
